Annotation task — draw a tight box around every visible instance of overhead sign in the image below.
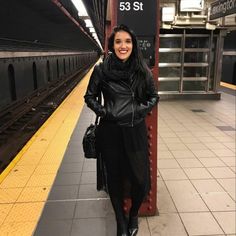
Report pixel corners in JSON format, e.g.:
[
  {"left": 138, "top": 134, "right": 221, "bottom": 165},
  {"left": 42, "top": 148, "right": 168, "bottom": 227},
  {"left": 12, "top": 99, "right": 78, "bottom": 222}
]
[
  {"left": 180, "top": 0, "right": 204, "bottom": 12},
  {"left": 117, "top": 0, "right": 157, "bottom": 36},
  {"left": 210, "top": 0, "right": 236, "bottom": 20}
]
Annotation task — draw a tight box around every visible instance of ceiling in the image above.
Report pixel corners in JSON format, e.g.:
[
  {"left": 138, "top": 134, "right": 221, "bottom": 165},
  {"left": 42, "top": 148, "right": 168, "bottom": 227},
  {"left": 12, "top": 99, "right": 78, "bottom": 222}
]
[{"left": 0, "top": 0, "right": 106, "bottom": 52}]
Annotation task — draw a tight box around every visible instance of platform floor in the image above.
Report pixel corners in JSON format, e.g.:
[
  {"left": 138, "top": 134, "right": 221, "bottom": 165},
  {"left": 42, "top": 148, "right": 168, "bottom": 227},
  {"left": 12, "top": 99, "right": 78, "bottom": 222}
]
[{"left": 0, "top": 66, "right": 235, "bottom": 235}]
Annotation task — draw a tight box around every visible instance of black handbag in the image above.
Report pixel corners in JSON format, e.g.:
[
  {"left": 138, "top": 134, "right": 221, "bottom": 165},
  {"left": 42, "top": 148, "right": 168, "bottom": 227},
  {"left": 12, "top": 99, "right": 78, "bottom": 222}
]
[
  {"left": 82, "top": 95, "right": 101, "bottom": 159},
  {"left": 82, "top": 116, "right": 99, "bottom": 159}
]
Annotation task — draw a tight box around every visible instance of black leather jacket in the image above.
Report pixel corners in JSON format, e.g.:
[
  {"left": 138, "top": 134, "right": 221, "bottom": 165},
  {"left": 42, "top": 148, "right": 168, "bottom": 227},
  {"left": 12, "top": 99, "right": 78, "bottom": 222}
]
[{"left": 84, "top": 64, "right": 159, "bottom": 127}]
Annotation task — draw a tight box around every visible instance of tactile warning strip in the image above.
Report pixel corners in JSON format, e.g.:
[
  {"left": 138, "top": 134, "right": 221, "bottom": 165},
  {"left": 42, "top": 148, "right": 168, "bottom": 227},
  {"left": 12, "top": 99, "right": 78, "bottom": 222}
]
[{"left": 0, "top": 64, "right": 96, "bottom": 235}]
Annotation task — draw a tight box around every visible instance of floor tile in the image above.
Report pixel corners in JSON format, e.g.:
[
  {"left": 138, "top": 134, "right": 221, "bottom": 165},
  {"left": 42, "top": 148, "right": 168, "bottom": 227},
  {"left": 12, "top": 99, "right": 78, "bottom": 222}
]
[
  {"left": 158, "top": 144, "right": 168, "bottom": 151},
  {"left": 1, "top": 221, "right": 37, "bottom": 236},
  {"left": 158, "top": 151, "right": 174, "bottom": 159},
  {"left": 58, "top": 162, "right": 83, "bottom": 173},
  {"left": 177, "top": 158, "right": 203, "bottom": 168},
  {"left": 222, "top": 142, "right": 235, "bottom": 149},
  {"left": 71, "top": 217, "right": 115, "bottom": 236},
  {"left": 157, "top": 180, "right": 177, "bottom": 213},
  {"left": 0, "top": 204, "right": 13, "bottom": 225},
  {"left": 4, "top": 202, "right": 44, "bottom": 222},
  {"left": 212, "top": 148, "right": 235, "bottom": 157},
  {"left": 219, "top": 157, "right": 236, "bottom": 166},
  {"left": 166, "top": 143, "right": 189, "bottom": 151},
  {"left": 192, "top": 131, "right": 211, "bottom": 137},
  {"left": 204, "top": 142, "right": 227, "bottom": 149},
  {"left": 191, "top": 149, "right": 216, "bottom": 158},
  {"left": 207, "top": 167, "right": 235, "bottom": 178},
  {"left": 215, "top": 136, "right": 235, "bottom": 142},
  {"left": 26, "top": 174, "right": 55, "bottom": 187},
  {"left": 165, "top": 180, "right": 208, "bottom": 212},
  {"left": 198, "top": 158, "right": 226, "bottom": 167},
  {"left": 33, "top": 164, "right": 58, "bottom": 175},
  {"left": 8, "top": 165, "right": 36, "bottom": 176},
  {"left": 159, "top": 169, "right": 188, "bottom": 180},
  {"left": 175, "top": 132, "right": 195, "bottom": 138},
  {"left": 171, "top": 150, "right": 195, "bottom": 159},
  {"left": 162, "top": 137, "right": 183, "bottom": 144},
  {"left": 179, "top": 137, "right": 200, "bottom": 144},
  {"left": 185, "top": 143, "right": 208, "bottom": 150},
  {"left": 198, "top": 136, "right": 218, "bottom": 143},
  {"left": 158, "top": 159, "right": 180, "bottom": 169},
  {"left": 0, "top": 188, "right": 22, "bottom": 204},
  {"left": 48, "top": 185, "right": 79, "bottom": 200},
  {"left": 33, "top": 219, "right": 73, "bottom": 236},
  {"left": 200, "top": 192, "right": 235, "bottom": 211},
  {"left": 217, "top": 178, "right": 236, "bottom": 200},
  {"left": 0, "top": 175, "right": 29, "bottom": 188},
  {"left": 62, "top": 152, "right": 84, "bottom": 163},
  {"left": 40, "top": 201, "right": 76, "bottom": 220},
  {"left": 78, "top": 184, "right": 107, "bottom": 199},
  {"left": 82, "top": 161, "right": 96, "bottom": 172},
  {"left": 148, "top": 213, "right": 188, "bottom": 236},
  {"left": 17, "top": 187, "right": 50, "bottom": 202},
  {"left": 53, "top": 172, "right": 81, "bottom": 185},
  {"left": 159, "top": 132, "right": 177, "bottom": 138},
  {"left": 213, "top": 212, "right": 236, "bottom": 234},
  {"left": 74, "top": 199, "right": 112, "bottom": 218},
  {"left": 183, "top": 168, "right": 213, "bottom": 179},
  {"left": 80, "top": 171, "right": 97, "bottom": 184},
  {"left": 180, "top": 212, "right": 224, "bottom": 235},
  {"left": 192, "top": 179, "right": 225, "bottom": 193},
  {"left": 138, "top": 217, "right": 151, "bottom": 236}
]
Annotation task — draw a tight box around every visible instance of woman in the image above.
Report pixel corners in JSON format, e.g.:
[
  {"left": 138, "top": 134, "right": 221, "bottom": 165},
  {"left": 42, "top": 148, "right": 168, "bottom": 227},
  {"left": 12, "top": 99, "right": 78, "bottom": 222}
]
[{"left": 84, "top": 24, "right": 159, "bottom": 236}]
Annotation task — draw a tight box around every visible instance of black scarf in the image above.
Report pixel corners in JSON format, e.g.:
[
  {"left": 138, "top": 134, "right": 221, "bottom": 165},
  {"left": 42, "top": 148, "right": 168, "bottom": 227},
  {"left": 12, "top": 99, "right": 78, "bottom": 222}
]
[{"left": 102, "top": 53, "right": 138, "bottom": 82}]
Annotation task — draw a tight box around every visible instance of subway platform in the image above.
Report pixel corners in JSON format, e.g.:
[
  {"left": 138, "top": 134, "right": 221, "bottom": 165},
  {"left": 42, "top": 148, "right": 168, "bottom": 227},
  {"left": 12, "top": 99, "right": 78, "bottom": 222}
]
[{"left": 0, "top": 66, "right": 235, "bottom": 236}]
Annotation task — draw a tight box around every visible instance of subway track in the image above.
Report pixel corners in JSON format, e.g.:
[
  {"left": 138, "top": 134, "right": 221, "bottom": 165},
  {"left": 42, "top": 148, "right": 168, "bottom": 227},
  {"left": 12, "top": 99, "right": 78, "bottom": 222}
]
[{"left": 0, "top": 65, "right": 92, "bottom": 173}]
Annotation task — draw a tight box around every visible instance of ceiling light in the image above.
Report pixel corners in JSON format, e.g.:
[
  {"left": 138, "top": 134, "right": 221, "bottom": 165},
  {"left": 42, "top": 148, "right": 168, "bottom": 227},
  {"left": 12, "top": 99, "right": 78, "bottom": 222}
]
[{"left": 71, "top": 0, "right": 88, "bottom": 16}]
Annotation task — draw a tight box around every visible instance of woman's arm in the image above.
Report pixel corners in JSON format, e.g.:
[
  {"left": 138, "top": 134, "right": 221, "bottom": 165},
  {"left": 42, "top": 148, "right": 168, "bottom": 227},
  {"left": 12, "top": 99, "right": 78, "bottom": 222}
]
[
  {"left": 137, "top": 72, "right": 159, "bottom": 117},
  {"left": 84, "top": 65, "right": 106, "bottom": 117}
]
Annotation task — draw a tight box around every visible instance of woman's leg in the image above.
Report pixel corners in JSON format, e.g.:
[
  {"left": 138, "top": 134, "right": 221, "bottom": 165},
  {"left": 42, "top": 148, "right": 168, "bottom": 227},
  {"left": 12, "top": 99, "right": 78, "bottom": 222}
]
[
  {"left": 97, "top": 123, "right": 128, "bottom": 235},
  {"left": 128, "top": 174, "right": 148, "bottom": 236},
  {"left": 103, "top": 149, "right": 128, "bottom": 235}
]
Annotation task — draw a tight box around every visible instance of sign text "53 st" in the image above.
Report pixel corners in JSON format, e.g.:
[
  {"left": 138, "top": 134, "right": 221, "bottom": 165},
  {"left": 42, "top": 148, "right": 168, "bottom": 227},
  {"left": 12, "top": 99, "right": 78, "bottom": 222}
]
[{"left": 119, "top": 1, "right": 144, "bottom": 11}]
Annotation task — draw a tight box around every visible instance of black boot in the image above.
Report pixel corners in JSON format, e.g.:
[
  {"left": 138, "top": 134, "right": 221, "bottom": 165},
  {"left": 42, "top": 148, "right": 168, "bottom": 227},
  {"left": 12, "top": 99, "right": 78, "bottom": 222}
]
[
  {"left": 117, "top": 218, "right": 128, "bottom": 236},
  {"left": 128, "top": 216, "right": 138, "bottom": 236}
]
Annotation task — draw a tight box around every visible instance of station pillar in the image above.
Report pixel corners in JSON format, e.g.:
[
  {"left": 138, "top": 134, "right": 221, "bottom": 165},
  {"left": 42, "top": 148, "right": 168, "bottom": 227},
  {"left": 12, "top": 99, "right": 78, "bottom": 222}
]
[{"left": 106, "top": 0, "right": 159, "bottom": 216}]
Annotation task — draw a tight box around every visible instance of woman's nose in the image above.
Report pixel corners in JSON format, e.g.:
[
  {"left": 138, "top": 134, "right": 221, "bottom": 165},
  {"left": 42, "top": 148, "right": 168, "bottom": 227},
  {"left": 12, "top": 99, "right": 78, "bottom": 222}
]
[{"left": 120, "top": 42, "right": 126, "bottom": 47}]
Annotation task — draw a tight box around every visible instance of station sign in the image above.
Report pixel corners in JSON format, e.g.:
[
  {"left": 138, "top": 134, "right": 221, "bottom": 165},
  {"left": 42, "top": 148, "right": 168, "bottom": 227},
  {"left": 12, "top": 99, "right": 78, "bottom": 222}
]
[
  {"left": 117, "top": 0, "right": 157, "bottom": 36},
  {"left": 210, "top": 0, "right": 236, "bottom": 20}
]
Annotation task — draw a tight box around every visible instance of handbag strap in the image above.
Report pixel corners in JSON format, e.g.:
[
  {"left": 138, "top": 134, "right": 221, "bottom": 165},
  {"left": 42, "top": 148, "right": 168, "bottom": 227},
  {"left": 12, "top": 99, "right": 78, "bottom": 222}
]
[{"left": 95, "top": 93, "right": 101, "bottom": 126}]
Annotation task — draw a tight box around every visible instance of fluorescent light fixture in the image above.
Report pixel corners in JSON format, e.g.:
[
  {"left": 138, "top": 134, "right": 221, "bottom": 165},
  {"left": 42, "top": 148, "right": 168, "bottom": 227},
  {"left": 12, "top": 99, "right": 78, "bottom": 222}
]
[
  {"left": 71, "top": 0, "right": 88, "bottom": 16},
  {"left": 71, "top": 0, "right": 103, "bottom": 50},
  {"left": 89, "top": 27, "right": 95, "bottom": 33},
  {"left": 84, "top": 19, "right": 93, "bottom": 27}
]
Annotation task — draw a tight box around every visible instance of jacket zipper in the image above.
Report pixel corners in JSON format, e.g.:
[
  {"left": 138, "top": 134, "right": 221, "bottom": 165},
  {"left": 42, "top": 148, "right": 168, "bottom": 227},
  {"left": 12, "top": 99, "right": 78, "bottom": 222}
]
[
  {"left": 131, "top": 91, "right": 134, "bottom": 127},
  {"left": 120, "top": 80, "right": 135, "bottom": 127}
]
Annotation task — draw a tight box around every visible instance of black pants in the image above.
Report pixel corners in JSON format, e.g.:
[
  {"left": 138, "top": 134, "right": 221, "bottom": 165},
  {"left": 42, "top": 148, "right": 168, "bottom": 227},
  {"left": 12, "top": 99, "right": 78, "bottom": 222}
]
[{"left": 97, "top": 120, "right": 150, "bottom": 217}]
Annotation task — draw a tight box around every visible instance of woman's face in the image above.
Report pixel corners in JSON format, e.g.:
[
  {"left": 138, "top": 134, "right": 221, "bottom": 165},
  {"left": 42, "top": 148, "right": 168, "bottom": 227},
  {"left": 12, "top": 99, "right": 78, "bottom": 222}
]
[{"left": 113, "top": 30, "right": 133, "bottom": 62}]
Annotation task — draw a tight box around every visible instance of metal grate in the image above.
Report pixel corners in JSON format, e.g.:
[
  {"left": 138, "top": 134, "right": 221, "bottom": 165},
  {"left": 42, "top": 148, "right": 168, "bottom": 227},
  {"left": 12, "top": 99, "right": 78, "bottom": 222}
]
[
  {"left": 216, "top": 126, "right": 236, "bottom": 131},
  {"left": 191, "top": 109, "right": 205, "bottom": 112}
]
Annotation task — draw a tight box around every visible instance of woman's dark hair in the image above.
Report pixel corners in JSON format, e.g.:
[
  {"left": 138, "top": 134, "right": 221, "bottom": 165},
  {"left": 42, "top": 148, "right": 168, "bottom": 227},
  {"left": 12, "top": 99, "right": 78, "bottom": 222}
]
[{"left": 108, "top": 24, "right": 151, "bottom": 101}]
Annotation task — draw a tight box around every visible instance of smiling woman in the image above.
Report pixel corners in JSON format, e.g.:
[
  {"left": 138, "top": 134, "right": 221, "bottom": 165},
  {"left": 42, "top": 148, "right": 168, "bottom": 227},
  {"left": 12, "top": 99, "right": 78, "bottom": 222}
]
[{"left": 84, "top": 24, "right": 159, "bottom": 236}]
